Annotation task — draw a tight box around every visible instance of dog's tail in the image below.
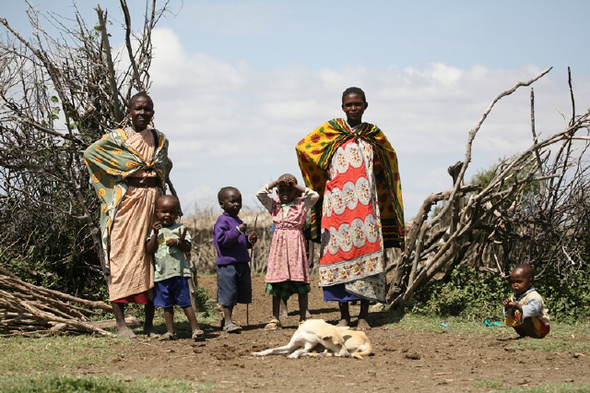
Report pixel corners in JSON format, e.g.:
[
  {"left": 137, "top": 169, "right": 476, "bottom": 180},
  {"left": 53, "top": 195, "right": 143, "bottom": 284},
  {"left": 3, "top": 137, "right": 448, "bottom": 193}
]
[{"left": 351, "top": 340, "right": 373, "bottom": 360}]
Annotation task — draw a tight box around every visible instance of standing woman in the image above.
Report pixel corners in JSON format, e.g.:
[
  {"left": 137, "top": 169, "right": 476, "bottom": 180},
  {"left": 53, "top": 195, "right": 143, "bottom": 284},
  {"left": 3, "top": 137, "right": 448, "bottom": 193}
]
[
  {"left": 296, "top": 87, "right": 404, "bottom": 330},
  {"left": 84, "top": 92, "right": 171, "bottom": 337}
]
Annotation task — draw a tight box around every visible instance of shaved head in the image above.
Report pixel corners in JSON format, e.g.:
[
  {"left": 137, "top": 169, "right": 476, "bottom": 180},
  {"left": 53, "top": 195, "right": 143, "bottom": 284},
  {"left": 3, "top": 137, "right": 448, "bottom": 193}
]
[{"left": 513, "top": 263, "right": 534, "bottom": 280}]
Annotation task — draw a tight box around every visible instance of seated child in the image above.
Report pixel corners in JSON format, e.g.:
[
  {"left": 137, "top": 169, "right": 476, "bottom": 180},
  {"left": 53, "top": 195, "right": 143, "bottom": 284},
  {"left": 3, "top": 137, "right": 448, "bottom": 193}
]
[
  {"left": 146, "top": 195, "right": 203, "bottom": 341},
  {"left": 503, "top": 263, "right": 550, "bottom": 338},
  {"left": 213, "top": 186, "right": 258, "bottom": 333}
]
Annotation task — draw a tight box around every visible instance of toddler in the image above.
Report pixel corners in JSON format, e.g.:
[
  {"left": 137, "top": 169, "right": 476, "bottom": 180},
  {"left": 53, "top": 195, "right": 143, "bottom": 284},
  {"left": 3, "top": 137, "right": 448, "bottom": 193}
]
[
  {"left": 257, "top": 174, "right": 319, "bottom": 329},
  {"left": 503, "top": 263, "right": 550, "bottom": 338},
  {"left": 146, "top": 195, "right": 203, "bottom": 340},
  {"left": 214, "top": 186, "right": 258, "bottom": 332}
]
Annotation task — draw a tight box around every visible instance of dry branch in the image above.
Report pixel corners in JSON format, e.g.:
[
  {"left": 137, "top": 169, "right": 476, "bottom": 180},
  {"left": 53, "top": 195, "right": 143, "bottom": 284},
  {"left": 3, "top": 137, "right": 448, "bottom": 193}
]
[
  {"left": 387, "top": 68, "right": 590, "bottom": 308},
  {"left": 0, "top": 267, "right": 114, "bottom": 337}
]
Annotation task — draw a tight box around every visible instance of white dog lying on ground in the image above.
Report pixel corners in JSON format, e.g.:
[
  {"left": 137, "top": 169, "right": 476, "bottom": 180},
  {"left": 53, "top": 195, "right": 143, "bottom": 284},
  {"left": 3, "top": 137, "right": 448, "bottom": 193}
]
[{"left": 252, "top": 319, "right": 373, "bottom": 359}]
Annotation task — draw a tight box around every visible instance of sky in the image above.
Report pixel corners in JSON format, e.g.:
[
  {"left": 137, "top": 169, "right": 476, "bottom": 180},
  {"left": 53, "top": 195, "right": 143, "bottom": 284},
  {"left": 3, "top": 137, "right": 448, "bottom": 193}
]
[{"left": 2, "top": 0, "right": 590, "bottom": 220}]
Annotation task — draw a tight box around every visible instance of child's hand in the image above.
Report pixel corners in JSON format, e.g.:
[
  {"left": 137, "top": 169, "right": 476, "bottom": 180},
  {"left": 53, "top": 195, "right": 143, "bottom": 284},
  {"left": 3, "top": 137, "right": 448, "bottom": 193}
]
[
  {"left": 152, "top": 221, "right": 162, "bottom": 234},
  {"left": 248, "top": 232, "right": 258, "bottom": 244},
  {"left": 276, "top": 176, "right": 296, "bottom": 187},
  {"left": 166, "top": 238, "right": 180, "bottom": 248},
  {"left": 503, "top": 299, "right": 518, "bottom": 309},
  {"left": 238, "top": 223, "right": 247, "bottom": 233}
]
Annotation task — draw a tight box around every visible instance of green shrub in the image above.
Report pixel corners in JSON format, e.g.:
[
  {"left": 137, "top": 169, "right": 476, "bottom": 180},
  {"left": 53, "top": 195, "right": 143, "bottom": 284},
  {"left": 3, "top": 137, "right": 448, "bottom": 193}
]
[
  {"left": 411, "top": 266, "right": 511, "bottom": 320},
  {"left": 194, "top": 285, "right": 216, "bottom": 318},
  {"left": 410, "top": 265, "right": 590, "bottom": 322},
  {"left": 536, "top": 268, "right": 590, "bottom": 321}
]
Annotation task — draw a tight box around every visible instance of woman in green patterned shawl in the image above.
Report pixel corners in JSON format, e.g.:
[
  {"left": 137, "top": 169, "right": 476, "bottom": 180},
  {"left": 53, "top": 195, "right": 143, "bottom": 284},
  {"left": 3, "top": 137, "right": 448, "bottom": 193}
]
[{"left": 84, "top": 92, "right": 171, "bottom": 337}]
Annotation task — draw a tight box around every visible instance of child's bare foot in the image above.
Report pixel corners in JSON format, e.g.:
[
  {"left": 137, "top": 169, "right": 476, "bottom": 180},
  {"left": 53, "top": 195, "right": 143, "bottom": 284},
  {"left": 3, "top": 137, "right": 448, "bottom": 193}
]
[
  {"left": 356, "top": 318, "right": 371, "bottom": 331},
  {"left": 116, "top": 326, "right": 136, "bottom": 338}
]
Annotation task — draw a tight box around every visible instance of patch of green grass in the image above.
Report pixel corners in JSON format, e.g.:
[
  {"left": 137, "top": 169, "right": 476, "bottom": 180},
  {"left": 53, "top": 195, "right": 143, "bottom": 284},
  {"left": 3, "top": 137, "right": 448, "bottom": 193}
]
[
  {"left": 379, "top": 311, "right": 505, "bottom": 336},
  {"left": 473, "top": 379, "right": 504, "bottom": 389},
  {"left": 0, "top": 374, "right": 218, "bottom": 393},
  {"left": 506, "top": 383, "right": 590, "bottom": 392},
  {"left": 0, "top": 335, "right": 129, "bottom": 374},
  {"left": 513, "top": 337, "right": 590, "bottom": 354}
]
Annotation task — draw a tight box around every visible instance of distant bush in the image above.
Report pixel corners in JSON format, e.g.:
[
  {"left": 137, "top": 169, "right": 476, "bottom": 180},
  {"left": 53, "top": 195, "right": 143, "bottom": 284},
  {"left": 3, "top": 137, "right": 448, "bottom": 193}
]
[
  {"left": 410, "top": 265, "right": 590, "bottom": 322},
  {"left": 410, "top": 266, "right": 508, "bottom": 320}
]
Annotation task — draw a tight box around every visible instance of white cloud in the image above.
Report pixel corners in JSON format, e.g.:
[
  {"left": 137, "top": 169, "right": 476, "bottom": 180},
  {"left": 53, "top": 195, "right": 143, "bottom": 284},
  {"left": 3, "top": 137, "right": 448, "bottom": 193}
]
[{"left": 148, "top": 28, "right": 590, "bottom": 220}]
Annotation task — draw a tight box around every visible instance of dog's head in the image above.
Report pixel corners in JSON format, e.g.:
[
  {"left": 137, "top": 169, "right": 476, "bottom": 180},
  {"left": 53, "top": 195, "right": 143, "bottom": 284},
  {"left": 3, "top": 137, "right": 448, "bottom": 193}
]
[
  {"left": 320, "top": 331, "right": 349, "bottom": 357},
  {"left": 321, "top": 332, "right": 344, "bottom": 346}
]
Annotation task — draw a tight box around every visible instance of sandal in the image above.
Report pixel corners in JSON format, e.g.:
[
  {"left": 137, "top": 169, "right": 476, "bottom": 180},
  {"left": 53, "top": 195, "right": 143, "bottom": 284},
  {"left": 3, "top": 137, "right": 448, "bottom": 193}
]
[
  {"left": 159, "top": 332, "right": 177, "bottom": 341},
  {"left": 223, "top": 322, "right": 242, "bottom": 333},
  {"left": 265, "top": 318, "right": 282, "bottom": 331},
  {"left": 192, "top": 329, "right": 205, "bottom": 340}
]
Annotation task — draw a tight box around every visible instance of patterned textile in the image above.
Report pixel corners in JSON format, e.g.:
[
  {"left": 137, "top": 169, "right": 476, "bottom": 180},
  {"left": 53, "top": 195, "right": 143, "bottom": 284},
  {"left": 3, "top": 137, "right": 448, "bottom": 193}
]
[
  {"left": 320, "top": 137, "right": 386, "bottom": 301},
  {"left": 265, "top": 281, "right": 311, "bottom": 299},
  {"left": 296, "top": 118, "right": 404, "bottom": 248},
  {"left": 84, "top": 128, "right": 171, "bottom": 300},
  {"left": 504, "top": 312, "right": 551, "bottom": 338},
  {"left": 148, "top": 223, "right": 192, "bottom": 282},
  {"left": 257, "top": 186, "right": 319, "bottom": 284},
  {"left": 297, "top": 119, "right": 404, "bottom": 302}
]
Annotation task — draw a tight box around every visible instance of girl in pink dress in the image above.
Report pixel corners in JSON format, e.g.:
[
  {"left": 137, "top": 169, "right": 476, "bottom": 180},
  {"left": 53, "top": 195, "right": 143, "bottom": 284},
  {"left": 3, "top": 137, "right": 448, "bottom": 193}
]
[{"left": 256, "top": 174, "right": 319, "bottom": 330}]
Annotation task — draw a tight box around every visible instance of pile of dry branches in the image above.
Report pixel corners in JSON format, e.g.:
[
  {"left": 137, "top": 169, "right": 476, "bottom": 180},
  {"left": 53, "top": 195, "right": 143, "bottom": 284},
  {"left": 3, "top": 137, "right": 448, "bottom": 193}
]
[
  {"left": 0, "top": 267, "right": 114, "bottom": 337},
  {"left": 0, "top": 1, "right": 172, "bottom": 291},
  {"left": 387, "top": 67, "right": 590, "bottom": 307}
]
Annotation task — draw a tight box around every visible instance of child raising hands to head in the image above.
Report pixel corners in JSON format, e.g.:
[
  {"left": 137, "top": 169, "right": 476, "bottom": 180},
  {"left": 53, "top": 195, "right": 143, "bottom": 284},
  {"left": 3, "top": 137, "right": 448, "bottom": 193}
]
[
  {"left": 257, "top": 174, "right": 319, "bottom": 330},
  {"left": 146, "top": 195, "right": 203, "bottom": 341},
  {"left": 503, "top": 263, "right": 550, "bottom": 339}
]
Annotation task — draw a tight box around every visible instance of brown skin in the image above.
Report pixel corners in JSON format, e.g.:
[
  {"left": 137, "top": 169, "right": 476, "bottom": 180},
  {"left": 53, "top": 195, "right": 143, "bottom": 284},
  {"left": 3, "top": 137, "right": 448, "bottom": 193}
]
[
  {"left": 503, "top": 265, "right": 535, "bottom": 312},
  {"left": 266, "top": 175, "right": 309, "bottom": 324},
  {"left": 268, "top": 175, "right": 306, "bottom": 204},
  {"left": 341, "top": 93, "right": 367, "bottom": 127},
  {"left": 111, "top": 94, "right": 157, "bottom": 338},
  {"left": 219, "top": 189, "right": 258, "bottom": 329},
  {"left": 146, "top": 195, "right": 202, "bottom": 337},
  {"left": 129, "top": 95, "right": 154, "bottom": 132}
]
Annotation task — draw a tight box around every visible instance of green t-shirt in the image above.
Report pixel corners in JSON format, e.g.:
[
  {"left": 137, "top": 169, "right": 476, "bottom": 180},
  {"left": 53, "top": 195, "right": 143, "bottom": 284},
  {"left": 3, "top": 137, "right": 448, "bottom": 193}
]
[{"left": 147, "top": 223, "right": 192, "bottom": 282}]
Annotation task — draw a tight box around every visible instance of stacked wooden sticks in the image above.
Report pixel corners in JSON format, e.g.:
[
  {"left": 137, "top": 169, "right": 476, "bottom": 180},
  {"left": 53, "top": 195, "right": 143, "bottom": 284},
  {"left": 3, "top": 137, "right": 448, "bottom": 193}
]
[{"left": 0, "top": 267, "right": 114, "bottom": 337}]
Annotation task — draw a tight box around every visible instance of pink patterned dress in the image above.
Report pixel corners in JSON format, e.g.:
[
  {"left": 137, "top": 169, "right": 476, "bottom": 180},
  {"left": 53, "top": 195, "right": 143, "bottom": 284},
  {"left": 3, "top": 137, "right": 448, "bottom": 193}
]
[{"left": 257, "top": 186, "right": 319, "bottom": 286}]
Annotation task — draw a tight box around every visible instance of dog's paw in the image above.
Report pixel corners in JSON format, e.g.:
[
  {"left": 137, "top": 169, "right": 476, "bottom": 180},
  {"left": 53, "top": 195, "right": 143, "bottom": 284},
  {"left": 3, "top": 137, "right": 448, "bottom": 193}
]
[{"left": 252, "top": 351, "right": 264, "bottom": 357}]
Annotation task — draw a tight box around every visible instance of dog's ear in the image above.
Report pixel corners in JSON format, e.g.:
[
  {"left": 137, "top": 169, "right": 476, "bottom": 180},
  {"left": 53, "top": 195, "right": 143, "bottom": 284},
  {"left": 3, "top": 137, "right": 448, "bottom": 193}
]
[{"left": 322, "top": 333, "right": 343, "bottom": 346}]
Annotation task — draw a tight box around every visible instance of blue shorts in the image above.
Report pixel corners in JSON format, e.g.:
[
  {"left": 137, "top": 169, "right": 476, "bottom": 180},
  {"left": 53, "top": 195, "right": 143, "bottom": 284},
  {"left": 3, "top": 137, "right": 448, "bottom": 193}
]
[
  {"left": 217, "top": 263, "right": 252, "bottom": 306},
  {"left": 154, "top": 276, "right": 192, "bottom": 308}
]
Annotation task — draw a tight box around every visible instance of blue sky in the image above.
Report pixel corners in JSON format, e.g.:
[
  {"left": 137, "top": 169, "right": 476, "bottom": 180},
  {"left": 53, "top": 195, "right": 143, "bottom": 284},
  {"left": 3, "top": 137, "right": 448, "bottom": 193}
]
[{"left": 3, "top": 1, "right": 590, "bottom": 220}]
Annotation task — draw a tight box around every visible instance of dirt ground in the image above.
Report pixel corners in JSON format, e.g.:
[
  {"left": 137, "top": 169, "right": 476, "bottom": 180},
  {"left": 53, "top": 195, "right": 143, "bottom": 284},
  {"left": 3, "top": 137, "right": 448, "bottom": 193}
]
[{"left": 88, "top": 275, "right": 590, "bottom": 392}]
